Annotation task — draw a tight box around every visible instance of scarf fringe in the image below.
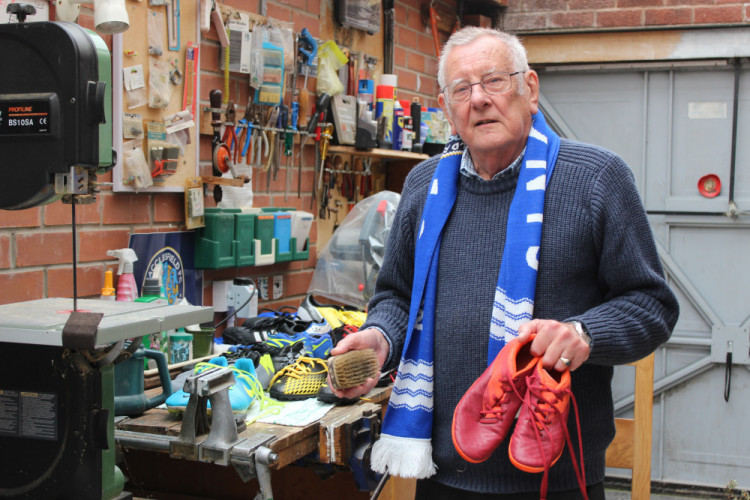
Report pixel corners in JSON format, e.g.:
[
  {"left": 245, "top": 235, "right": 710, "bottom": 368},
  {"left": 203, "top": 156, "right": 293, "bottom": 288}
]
[{"left": 371, "top": 434, "right": 437, "bottom": 479}]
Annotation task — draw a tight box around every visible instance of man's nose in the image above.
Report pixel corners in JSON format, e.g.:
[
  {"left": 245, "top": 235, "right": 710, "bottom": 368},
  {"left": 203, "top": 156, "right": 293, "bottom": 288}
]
[{"left": 469, "top": 84, "right": 491, "bottom": 106}]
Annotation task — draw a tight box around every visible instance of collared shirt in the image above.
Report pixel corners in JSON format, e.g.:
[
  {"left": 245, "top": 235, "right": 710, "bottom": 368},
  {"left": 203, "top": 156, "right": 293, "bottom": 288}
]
[{"left": 459, "top": 147, "right": 526, "bottom": 180}]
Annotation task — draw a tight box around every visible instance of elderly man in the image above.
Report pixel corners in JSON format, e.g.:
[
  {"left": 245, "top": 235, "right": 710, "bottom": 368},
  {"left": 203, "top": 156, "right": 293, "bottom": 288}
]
[{"left": 330, "top": 27, "right": 678, "bottom": 499}]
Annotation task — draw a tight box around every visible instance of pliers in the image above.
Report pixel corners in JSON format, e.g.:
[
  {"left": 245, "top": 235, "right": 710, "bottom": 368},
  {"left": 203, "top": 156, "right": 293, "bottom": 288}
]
[
  {"left": 360, "top": 158, "right": 373, "bottom": 198},
  {"left": 235, "top": 102, "right": 254, "bottom": 164},
  {"left": 251, "top": 113, "right": 267, "bottom": 167},
  {"left": 263, "top": 106, "right": 280, "bottom": 172}
]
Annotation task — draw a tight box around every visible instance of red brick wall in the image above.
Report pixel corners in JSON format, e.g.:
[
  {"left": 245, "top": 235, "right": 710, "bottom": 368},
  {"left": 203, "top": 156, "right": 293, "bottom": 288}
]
[
  {"left": 0, "top": 1, "right": 444, "bottom": 315},
  {"left": 501, "top": 0, "right": 750, "bottom": 32},
  {"left": 392, "top": 0, "right": 453, "bottom": 108},
  {"left": 3, "top": 0, "right": 741, "bottom": 310}
]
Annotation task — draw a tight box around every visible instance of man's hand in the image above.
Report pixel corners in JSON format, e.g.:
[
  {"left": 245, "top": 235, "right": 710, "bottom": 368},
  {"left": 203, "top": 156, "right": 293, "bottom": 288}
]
[
  {"left": 328, "top": 327, "right": 390, "bottom": 399},
  {"left": 517, "top": 319, "right": 590, "bottom": 372}
]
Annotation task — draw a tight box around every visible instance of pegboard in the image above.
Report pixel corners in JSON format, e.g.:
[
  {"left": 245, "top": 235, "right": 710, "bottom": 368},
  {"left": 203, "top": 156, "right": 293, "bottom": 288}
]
[{"left": 112, "top": 0, "right": 199, "bottom": 193}]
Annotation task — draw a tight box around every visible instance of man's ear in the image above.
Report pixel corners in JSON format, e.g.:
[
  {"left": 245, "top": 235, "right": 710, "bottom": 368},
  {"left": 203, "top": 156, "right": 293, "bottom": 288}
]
[
  {"left": 526, "top": 70, "right": 540, "bottom": 115},
  {"left": 438, "top": 93, "right": 458, "bottom": 136}
]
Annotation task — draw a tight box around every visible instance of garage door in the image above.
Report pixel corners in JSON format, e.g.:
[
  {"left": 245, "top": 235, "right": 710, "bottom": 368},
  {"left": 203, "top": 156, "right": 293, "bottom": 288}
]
[{"left": 539, "top": 59, "right": 750, "bottom": 489}]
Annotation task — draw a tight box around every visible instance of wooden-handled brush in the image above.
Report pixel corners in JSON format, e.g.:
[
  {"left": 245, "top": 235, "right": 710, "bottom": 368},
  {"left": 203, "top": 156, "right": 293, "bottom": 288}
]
[{"left": 327, "top": 349, "right": 380, "bottom": 390}]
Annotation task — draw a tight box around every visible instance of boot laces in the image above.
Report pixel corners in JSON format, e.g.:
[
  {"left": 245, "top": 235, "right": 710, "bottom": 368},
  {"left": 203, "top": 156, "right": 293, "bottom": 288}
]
[
  {"left": 522, "top": 374, "right": 588, "bottom": 500},
  {"left": 230, "top": 364, "right": 284, "bottom": 421},
  {"left": 480, "top": 379, "right": 515, "bottom": 420},
  {"left": 269, "top": 356, "right": 326, "bottom": 385}
]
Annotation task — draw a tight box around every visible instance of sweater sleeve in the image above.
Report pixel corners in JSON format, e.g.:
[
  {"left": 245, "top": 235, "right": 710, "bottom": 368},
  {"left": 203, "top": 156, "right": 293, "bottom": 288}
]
[
  {"left": 360, "top": 158, "right": 437, "bottom": 371},
  {"left": 572, "top": 154, "right": 679, "bottom": 365}
]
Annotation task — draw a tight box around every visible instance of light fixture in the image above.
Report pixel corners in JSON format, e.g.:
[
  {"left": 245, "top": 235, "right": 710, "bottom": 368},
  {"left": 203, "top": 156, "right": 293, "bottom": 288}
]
[{"left": 94, "top": 0, "right": 129, "bottom": 34}]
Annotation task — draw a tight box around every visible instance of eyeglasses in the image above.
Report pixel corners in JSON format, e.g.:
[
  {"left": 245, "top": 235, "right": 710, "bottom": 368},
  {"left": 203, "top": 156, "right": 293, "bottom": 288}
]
[{"left": 440, "top": 71, "right": 525, "bottom": 103}]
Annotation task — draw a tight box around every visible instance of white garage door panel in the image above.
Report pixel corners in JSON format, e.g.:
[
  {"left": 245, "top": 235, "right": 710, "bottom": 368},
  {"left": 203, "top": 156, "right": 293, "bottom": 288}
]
[
  {"left": 669, "top": 71, "right": 734, "bottom": 211},
  {"left": 539, "top": 72, "right": 646, "bottom": 192},
  {"left": 663, "top": 365, "right": 750, "bottom": 487},
  {"left": 669, "top": 224, "right": 750, "bottom": 322}
]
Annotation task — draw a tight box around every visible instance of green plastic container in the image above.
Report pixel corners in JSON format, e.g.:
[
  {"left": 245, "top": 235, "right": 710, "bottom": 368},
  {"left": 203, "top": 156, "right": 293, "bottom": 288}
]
[
  {"left": 234, "top": 211, "right": 256, "bottom": 267},
  {"left": 189, "top": 327, "right": 215, "bottom": 358},
  {"left": 194, "top": 208, "right": 236, "bottom": 269}
]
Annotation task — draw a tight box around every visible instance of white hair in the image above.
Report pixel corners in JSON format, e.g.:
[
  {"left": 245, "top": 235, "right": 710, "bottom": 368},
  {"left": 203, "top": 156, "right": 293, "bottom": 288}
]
[{"left": 437, "top": 27, "right": 530, "bottom": 97}]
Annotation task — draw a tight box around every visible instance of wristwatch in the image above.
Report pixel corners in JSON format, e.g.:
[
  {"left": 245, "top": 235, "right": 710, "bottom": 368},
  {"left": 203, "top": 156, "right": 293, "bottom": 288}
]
[{"left": 569, "top": 320, "right": 592, "bottom": 346}]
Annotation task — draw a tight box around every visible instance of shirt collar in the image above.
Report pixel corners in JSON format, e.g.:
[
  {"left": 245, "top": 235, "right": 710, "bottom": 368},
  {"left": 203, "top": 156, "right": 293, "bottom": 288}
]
[{"left": 459, "top": 147, "right": 526, "bottom": 180}]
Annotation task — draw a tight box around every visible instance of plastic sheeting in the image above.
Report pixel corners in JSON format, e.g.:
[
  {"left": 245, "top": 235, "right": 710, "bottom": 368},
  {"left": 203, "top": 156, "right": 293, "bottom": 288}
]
[{"left": 308, "top": 190, "right": 400, "bottom": 308}]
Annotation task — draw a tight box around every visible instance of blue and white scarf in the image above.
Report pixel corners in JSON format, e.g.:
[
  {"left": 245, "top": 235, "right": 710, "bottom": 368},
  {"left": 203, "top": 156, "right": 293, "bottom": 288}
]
[{"left": 370, "top": 112, "right": 560, "bottom": 478}]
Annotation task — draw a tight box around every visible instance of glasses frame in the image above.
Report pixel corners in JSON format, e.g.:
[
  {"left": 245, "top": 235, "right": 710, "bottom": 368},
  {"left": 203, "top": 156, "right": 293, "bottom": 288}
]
[{"left": 440, "top": 71, "right": 525, "bottom": 103}]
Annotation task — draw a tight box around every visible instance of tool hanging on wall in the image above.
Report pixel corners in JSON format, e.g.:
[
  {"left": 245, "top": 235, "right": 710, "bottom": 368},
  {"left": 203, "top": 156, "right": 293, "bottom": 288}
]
[
  {"left": 262, "top": 105, "right": 280, "bottom": 192},
  {"left": 298, "top": 28, "right": 317, "bottom": 92},
  {"left": 207, "top": 5, "right": 231, "bottom": 104},
  {"left": 284, "top": 104, "right": 296, "bottom": 201},
  {"left": 221, "top": 100, "right": 238, "bottom": 161},
  {"left": 361, "top": 157, "right": 373, "bottom": 199},
  {"left": 236, "top": 98, "right": 254, "bottom": 164},
  {"left": 428, "top": 1, "right": 441, "bottom": 58},
  {"left": 209, "top": 90, "right": 248, "bottom": 201},
  {"left": 182, "top": 42, "right": 198, "bottom": 113},
  {"left": 275, "top": 104, "right": 288, "bottom": 182},
  {"left": 286, "top": 34, "right": 299, "bottom": 201},
  {"left": 297, "top": 28, "right": 317, "bottom": 131},
  {"left": 319, "top": 158, "right": 334, "bottom": 219},
  {"left": 167, "top": 0, "right": 181, "bottom": 51},
  {"left": 317, "top": 122, "right": 334, "bottom": 193},
  {"left": 223, "top": 29, "right": 231, "bottom": 104},
  {"left": 297, "top": 92, "right": 331, "bottom": 198}
]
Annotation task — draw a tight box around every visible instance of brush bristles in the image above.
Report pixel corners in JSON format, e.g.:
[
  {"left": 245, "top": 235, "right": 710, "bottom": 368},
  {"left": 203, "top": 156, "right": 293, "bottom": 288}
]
[{"left": 328, "top": 349, "right": 379, "bottom": 390}]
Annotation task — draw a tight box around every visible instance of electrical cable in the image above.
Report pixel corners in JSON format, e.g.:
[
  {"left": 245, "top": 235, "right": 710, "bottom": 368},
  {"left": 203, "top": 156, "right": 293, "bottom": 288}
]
[{"left": 213, "top": 278, "right": 258, "bottom": 329}]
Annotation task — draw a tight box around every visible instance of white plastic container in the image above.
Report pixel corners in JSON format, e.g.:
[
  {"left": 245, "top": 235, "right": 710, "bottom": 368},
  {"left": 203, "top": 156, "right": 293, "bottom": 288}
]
[{"left": 290, "top": 211, "right": 314, "bottom": 252}]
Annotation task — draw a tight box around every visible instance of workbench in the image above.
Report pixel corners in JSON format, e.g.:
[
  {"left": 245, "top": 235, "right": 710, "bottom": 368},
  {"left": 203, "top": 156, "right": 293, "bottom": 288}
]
[{"left": 115, "top": 384, "right": 393, "bottom": 500}]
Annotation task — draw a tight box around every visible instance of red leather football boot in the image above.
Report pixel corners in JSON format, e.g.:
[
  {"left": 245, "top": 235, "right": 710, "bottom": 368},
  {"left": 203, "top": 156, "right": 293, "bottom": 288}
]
[
  {"left": 508, "top": 360, "right": 572, "bottom": 473},
  {"left": 452, "top": 335, "right": 538, "bottom": 463}
]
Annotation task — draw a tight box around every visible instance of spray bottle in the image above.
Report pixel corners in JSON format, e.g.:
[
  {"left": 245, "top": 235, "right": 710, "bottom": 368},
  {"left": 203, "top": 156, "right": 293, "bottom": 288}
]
[
  {"left": 107, "top": 248, "right": 138, "bottom": 302},
  {"left": 100, "top": 269, "right": 116, "bottom": 300},
  {"left": 135, "top": 264, "right": 169, "bottom": 305}
]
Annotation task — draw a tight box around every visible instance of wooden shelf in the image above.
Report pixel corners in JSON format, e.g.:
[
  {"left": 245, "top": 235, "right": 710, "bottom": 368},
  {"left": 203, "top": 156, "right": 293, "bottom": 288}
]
[{"left": 328, "top": 145, "right": 428, "bottom": 162}]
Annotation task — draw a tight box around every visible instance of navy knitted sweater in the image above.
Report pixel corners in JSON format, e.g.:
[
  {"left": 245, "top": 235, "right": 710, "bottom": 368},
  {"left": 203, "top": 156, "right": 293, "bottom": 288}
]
[{"left": 362, "top": 139, "right": 679, "bottom": 494}]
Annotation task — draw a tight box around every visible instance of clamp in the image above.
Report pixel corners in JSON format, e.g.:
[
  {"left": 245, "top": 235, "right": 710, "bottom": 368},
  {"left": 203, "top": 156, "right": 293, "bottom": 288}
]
[{"left": 170, "top": 366, "right": 244, "bottom": 464}]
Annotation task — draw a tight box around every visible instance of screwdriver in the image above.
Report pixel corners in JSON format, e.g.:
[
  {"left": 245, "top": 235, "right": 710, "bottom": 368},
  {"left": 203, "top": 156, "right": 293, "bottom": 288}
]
[{"left": 297, "top": 93, "right": 331, "bottom": 197}]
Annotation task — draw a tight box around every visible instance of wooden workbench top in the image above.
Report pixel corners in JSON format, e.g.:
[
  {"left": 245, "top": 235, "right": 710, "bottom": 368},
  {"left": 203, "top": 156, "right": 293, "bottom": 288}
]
[{"left": 116, "top": 384, "right": 392, "bottom": 470}]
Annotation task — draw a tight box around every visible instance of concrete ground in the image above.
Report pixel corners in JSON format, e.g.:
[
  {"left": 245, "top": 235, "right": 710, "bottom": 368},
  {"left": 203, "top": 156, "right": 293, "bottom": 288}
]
[
  {"left": 606, "top": 490, "right": 720, "bottom": 500},
  {"left": 604, "top": 478, "right": 727, "bottom": 499}
]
